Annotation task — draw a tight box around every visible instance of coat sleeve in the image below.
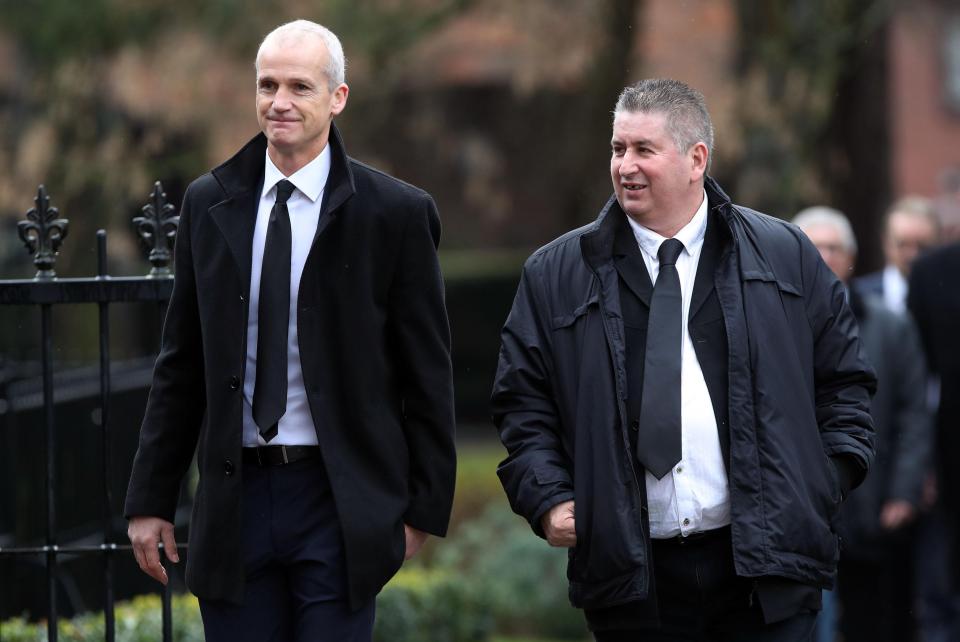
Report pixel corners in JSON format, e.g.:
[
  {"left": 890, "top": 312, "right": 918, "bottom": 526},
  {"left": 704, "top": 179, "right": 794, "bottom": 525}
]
[
  {"left": 887, "top": 312, "right": 934, "bottom": 504},
  {"left": 124, "top": 184, "right": 206, "bottom": 522},
  {"left": 801, "top": 236, "right": 877, "bottom": 487},
  {"left": 388, "top": 194, "right": 457, "bottom": 537},
  {"left": 491, "top": 258, "right": 574, "bottom": 538}
]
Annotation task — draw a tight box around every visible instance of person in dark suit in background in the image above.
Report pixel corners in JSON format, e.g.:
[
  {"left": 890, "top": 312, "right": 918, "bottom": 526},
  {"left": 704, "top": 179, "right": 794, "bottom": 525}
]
[
  {"left": 124, "top": 20, "right": 456, "bottom": 642},
  {"left": 492, "top": 79, "right": 876, "bottom": 641},
  {"left": 853, "top": 197, "right": 938, "bottom": 316},
  {"left": 795, "top": 206, "right": 932, "bottom": 642},
  {"left": 909, "top": 238, "right": 960, "bottom": 642}
]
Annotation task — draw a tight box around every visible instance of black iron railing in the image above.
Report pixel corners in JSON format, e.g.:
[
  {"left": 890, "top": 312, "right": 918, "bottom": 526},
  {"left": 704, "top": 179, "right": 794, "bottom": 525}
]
[{"left": 0, "top": 183, "right": 180, "bottom": 641}]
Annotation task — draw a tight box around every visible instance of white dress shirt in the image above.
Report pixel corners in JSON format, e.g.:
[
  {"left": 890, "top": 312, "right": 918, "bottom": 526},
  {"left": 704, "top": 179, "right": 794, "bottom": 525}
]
[
  {"left": 626, "top": 191, "right": 731, "bottom": 538},
  {"left": 242, "top": 146, "right": 331, "bottom": 447},
  {"left": 882, "top": 264, "right": 908, "bottom": 315}
]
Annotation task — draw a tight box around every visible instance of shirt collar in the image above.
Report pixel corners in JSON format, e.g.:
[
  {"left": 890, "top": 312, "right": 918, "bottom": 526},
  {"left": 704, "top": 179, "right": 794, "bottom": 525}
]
[
  {"left": 261, "top": 143, "right": 332, "bottom": 204},
  {"left": 627, "top": 189, "right": 709, "bottom": 261}
]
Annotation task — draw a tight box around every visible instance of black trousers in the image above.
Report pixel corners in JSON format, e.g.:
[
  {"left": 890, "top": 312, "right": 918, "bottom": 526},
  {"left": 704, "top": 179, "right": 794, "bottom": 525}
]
[
  {"left": 198, "top": 457, "right": 375, "bottom": 642},
  {"left": 593, "top": 528, "right": 817, "bottom": 642}
]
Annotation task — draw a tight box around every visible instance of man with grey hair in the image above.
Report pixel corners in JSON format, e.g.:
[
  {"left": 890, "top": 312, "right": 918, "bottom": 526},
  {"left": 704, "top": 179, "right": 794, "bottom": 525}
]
[
  {"left": 794, "top": 206, "right": 931, "bottom": 642},
  {"left": 853, "top": 196, "right": 939, "bottom": 315},
  {"left": 493, "top": 79, "right": 876, "bottom": 640},
  {"left": 125, "top": 19, "right": 456, "bottom": 641}
]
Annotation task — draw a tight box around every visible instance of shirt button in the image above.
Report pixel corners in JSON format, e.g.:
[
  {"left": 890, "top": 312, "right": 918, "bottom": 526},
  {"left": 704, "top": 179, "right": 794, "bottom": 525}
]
[
  {"left": 229, "top": 376, "right": 240, "bottom": 390},
  {"left": 676, "top": 465, "right": 683, "bottom": 474},
  {"left": 224, "top": 459, "right": 235, "bottom": 476},
  {"left": 682, "top": 518, "right": 690, "bottom": 527}
]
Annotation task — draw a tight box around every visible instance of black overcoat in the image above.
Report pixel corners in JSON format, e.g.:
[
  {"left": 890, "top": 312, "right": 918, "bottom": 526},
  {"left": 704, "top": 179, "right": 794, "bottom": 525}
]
[{"left": 125, "top": 124, "right": 457, "bottom": 608}]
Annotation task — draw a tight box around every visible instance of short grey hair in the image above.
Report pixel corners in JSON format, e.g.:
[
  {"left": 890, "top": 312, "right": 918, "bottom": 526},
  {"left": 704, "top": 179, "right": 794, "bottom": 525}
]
[
  {"left": 256, "top": 20, "right": 346, "bottom": 90},
  {"left": 792, "top": 206, "right": 858, "bottom": 255},
  {"left": 885, "top": 195, "right": 940, "bottom": 235},
  {"left": 614, "top": 79, "right": 715, "bottom": 170}
]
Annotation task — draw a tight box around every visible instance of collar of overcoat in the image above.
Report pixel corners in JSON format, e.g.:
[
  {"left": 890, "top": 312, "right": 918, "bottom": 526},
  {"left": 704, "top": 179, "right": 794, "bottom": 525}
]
[
  {"left": 582, "top": 176, "right": 733, "bottom": 319},
  {"left": 208, "top": 122, "right": 356, "bottom": 292}
]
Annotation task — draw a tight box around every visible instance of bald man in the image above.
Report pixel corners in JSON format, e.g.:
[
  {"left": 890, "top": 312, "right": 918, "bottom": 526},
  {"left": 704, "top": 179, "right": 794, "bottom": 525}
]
[{"left": 124, "top": 20, "right": 456, "bottom": 641}]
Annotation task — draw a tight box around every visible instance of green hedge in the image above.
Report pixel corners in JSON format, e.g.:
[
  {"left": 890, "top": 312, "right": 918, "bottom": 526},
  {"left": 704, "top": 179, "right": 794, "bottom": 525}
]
[
  {"left": 0, "top": 594, "right": 203, "bottom": 642},
  {"left": 0, "top": 569, "right": 490, "bottom": 642},
  {"left": 435, "top": 504, "right": 587, "bottom": 640}
]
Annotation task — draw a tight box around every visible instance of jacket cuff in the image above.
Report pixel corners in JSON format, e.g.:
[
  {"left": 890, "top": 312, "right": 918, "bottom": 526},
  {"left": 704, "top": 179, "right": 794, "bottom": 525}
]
[
  {"left": 403, "top": 503, "right": 451, "bottom": 538},
  {"left": 830, "top": 454, "right": 864, "bottom": 500},
  {"left": 530, "top": 492, "right": 576, "bottom": 539}
]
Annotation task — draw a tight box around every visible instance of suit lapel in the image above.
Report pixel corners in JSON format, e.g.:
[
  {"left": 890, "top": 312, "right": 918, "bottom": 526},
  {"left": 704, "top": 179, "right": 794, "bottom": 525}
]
[
  {"left": 210, "top": 185, "right": 260, "bottom": 296},
  {"left": 689, "top": 210, "right": 722, "bottom": 321},
  {"left": 311, "top": 123, "right": 356, "bottom": 245},
  {"left": 205, "top": 123, "right": 358, "bottom": 290},
  {"left": 208, "top": 135, "right": 268, "bottom": 294},
  {"left": 613, "top": 211, "right": 653, "bottom": 308}
]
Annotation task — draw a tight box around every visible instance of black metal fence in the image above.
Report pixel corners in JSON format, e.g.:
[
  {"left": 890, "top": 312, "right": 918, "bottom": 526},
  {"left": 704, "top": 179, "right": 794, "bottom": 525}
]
[{"left": 0, "top": 183, "right": 180, "bottom": 641}]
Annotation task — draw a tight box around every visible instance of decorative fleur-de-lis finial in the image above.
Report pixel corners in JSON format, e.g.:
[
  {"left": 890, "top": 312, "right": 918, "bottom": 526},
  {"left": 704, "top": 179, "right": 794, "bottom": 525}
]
[
  {"left": 17, "top": 185, "right": 69, "bottom": 279},
  {"left": 133, "top": 181, "right": 179, "bottom": 277}
]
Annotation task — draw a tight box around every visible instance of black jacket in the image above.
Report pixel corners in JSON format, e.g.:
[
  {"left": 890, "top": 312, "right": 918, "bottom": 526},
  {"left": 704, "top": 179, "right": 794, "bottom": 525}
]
[
  {"left": 909, "top": 242, "right": 960, "bottom": 515},
  {"left": 125, "top": 125, "right": 457, "bottom": 608},
  {"left": 492, "top": 177, "right": 876, "bottom": 609},
  {"left": 837, "top": 291, "right": 931, "bottom": 559}
]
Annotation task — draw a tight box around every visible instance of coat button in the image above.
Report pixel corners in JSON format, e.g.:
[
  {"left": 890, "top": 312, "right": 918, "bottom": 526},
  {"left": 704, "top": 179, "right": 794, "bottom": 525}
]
[
  {"left": 224, "top": 459, "right": 235, "bottom": 476},
  {"left": 630, "top": 420, "right": 639, "bottom": 431},
  {"left": 229, "top": 376, "right": 240, "bottom": 390},
  {"left": 239, "top": 294, "right": 245, "bottom": 303}
]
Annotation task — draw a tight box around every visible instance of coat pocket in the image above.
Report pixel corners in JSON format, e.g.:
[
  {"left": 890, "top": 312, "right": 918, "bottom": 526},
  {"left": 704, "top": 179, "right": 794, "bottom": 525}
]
[{"left": 551, "top": 294, "right": 599, "bottom": 330}]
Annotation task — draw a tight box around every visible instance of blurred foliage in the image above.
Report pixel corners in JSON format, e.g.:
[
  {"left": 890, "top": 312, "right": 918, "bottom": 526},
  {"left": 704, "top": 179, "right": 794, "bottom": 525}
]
[
  {"left": 435, "top": 503, "right": 587, "bottom": 640},
  {"left": 440, "top": 249, "right": 528, "bottom": 282},
  {"left": 732, "top": 0, "right": 895, "bottom": 223},
  {"left": 0, "top": 593, "right": 202, "bottom": 642},
  {"left": 374, "top": 567, "right": 493, "bottom": 642}
]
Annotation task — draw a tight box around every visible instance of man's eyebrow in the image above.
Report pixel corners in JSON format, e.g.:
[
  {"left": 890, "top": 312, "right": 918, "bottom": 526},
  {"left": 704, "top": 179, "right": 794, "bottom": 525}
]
[{"left": 611, "top": 137, "right": 654, "bottom": 147}]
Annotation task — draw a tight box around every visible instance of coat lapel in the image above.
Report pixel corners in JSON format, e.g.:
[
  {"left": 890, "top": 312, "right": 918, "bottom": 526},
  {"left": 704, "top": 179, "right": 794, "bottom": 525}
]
[
  {"left": 612, "top": 209, "right": 653, "bottom": 308},
  {"left": 206, "top": 123, "right": 358, "bottom": 291},
  {"left": 208, "top": 135, "right": 267, "bottom": 294},
  {"left": 689, "top": 210, "right": 723, "bottom": 321},
  {"left": 312, "top": 123, "right": 356, "bottom": 245}
]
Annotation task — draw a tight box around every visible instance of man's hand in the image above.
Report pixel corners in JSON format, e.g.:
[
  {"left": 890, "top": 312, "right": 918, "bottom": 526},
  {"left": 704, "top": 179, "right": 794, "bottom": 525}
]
[
  {"left": 880, "top": 500, "right": 915, "bottom": 531},
  {"left": 541, "top": 500, "right": 576, "bottom": 547},
  {"left": 404, "top": 524, "right": 429, "bottom": 560},
  {"left": 128, "top": 516, "right": 179, "bottom": 585}
]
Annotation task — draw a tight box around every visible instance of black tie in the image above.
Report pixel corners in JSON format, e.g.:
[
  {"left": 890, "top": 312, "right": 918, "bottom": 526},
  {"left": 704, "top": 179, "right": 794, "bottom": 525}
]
[
  {"left": 636, "top": 238, "right": 684, "bottom": 479},
  {"left": 252, "top": 179, "right": 296, "bottom": 442}
]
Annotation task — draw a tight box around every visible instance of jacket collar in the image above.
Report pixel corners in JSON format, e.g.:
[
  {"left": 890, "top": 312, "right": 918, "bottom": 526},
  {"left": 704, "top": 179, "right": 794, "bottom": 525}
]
[
  {"left": 208, "top": 122, "right": 356, "bottom": 290},
  {"left": 211, "top": 122, "right": 356, "bottom": 213},
  {"left": 582, "top": 176, "right": 733, "bottom": 272}
]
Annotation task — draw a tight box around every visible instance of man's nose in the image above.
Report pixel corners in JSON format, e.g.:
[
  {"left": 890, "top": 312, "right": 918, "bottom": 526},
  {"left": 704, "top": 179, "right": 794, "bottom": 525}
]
[
  {"left": 619, "top": 151, "right": 638, "bottom": 177},
  {"left": 272, "top": 87, "right": 292, "bottom": 110}
]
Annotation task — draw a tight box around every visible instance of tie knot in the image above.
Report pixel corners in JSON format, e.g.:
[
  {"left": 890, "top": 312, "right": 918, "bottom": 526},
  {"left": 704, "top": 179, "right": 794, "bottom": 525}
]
[
  {"left": 274, "top": 180, "right": 295, "bottom": 204},
  {"left": 658, "top": 238, "right": 684, "bottom": 266}
]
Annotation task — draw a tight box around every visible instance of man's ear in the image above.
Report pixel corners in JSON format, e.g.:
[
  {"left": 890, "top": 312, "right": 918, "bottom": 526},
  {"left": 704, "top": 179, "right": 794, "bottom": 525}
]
[
  {"left": 690, "top": 141, "right": 708, "bottom": 181},
  {"left": 331, "top": 83, "right": 349, "bottom": 117}
]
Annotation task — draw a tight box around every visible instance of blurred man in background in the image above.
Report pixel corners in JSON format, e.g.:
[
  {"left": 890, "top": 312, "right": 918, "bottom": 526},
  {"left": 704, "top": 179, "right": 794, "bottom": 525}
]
[
  {"left": 795, "top": 206, "right": 932, "bottom": 642},
  {"left": 853, "top": 197, "right": 939, "bottom": 315},
  {"left": 909, "top": 229, "right": 960, "bottom": 642}
]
